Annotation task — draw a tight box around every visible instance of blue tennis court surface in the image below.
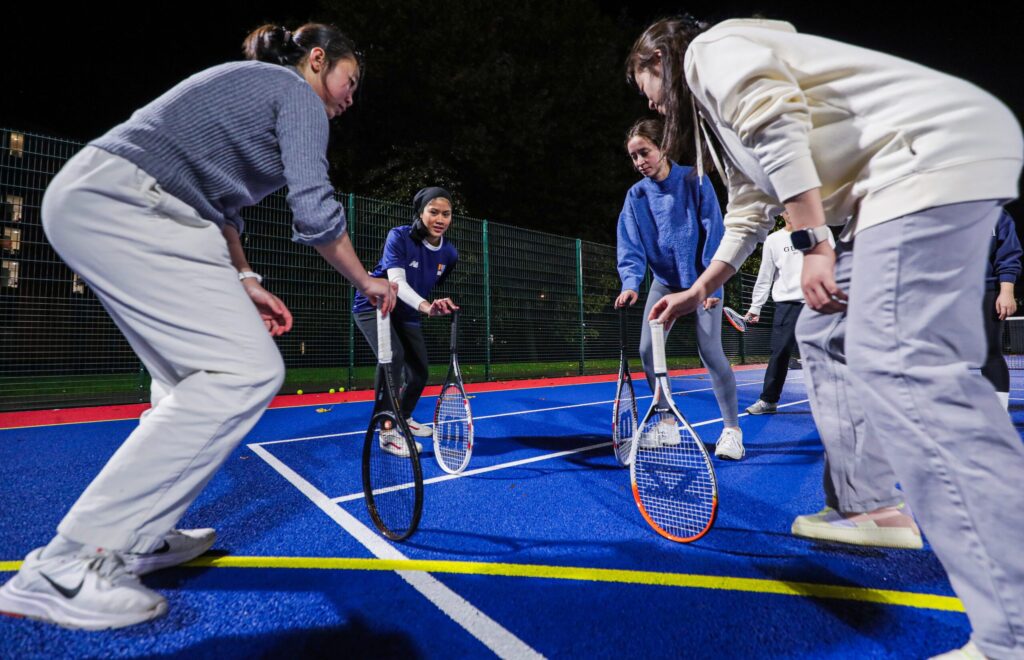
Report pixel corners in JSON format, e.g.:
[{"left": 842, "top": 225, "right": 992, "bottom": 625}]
[{"left": 4, "top": 366, "right": 1018, "bottom": 658}]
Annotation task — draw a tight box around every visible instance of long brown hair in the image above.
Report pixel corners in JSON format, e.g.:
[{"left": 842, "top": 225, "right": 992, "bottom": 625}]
[
  {"left": 624, "top": 118, "right": 664, "bottom": 151},
  {"left": 626, "top": 16, "right": 709, "bottom": 169}
]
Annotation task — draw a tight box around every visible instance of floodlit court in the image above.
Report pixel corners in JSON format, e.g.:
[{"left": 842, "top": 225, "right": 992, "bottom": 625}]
[{"left": 3, "top": 364, "right": 1007, "bottom": 658}]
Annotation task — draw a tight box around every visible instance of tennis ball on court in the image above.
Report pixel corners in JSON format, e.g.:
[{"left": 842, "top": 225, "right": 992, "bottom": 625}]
[
  {"left": 297, "top": 389, "right": 304, "bottom": 395},
  {"left": 339, "top": 387, "right": 345, "bottom": 393},
  {"left": 329, "top": 388, "right": 335, "bottom": 394}
]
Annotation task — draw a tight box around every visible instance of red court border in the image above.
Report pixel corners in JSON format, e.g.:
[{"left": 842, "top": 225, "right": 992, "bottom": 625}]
[{"left": 0, "top": 364, "right": 766, "bottom": 430}]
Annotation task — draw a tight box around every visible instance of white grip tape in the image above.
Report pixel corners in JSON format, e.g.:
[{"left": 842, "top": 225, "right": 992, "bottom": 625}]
[
  {"left": 650, "top": 320, "right": 666, "bottom": 374},
  {"left": 377, "top": 309, "right": 392, "bottom": 364}
]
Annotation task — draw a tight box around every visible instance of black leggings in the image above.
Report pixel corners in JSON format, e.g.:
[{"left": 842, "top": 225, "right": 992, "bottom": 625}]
[
  {"left": 355, "top": 311, "right": 430, "bottom": 418},
  {"left": 981, "top": 288, "right": 1010, "bottom": 393}
]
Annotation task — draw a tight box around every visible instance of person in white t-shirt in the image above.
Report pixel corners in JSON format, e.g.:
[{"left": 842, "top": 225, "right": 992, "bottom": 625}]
[{"left": 744, "top": 213, "right": 832, "bottom": 414}]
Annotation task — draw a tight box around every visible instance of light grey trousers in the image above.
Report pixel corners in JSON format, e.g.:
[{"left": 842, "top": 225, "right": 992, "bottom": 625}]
[
  {"left": 798, "top": 200, "right": 1024, "bottom": 658},
  {"left": 640, "top": 280, "right": 738, "bottom": 427},
  {"left": 41, "top": 147, "right": 285, "bottom": 554}
]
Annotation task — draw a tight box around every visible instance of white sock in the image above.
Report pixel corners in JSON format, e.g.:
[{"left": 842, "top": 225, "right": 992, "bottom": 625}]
[
  {"left": 997, "top": 391, "right": 1010, "bottom": 411},
  {"left": 39, "top": 534, "right": 84, "bottom": 560}
]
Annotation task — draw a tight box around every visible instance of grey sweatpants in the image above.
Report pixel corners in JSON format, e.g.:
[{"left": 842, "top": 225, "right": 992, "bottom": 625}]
[
  {"left": 42, "top": 147, "right": 285, "bottom": 554},
  {"left": 640, "top": 280, "right": 739, "bottom": 427},
  {"left": 798, "top": 200, "right": 1024, "bottom": 658},
  {"left": 795, "top": 241, "right": 902, "bottom": 512}
]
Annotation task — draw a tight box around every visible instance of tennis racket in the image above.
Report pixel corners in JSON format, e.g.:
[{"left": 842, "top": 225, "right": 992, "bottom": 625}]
[
  {"left": 362, "top": 308, "right": 424, "bottom": 541},
  {"left": 628, "top": 319, "right": 718, "bottom": 542},
  {"left": 612, "top": 307, "right": 638, "bottom": 466},
  {"left": 433, "top": 310, "right": 474, "bottom": 474},
  {"left": 722, "top": 306, "right": 746, "bottom": 333}
]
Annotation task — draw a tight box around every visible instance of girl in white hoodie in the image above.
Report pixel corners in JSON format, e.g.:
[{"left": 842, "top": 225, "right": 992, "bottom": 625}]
[{"left": 628, "top": 16, "right": 1023, "bottom": 660}]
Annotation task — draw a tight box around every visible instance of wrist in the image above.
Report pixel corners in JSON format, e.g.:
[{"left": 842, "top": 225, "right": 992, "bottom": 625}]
[
  {"left": 419, "top": 301, "right": 431, "bottom": 314},
  {"left": 690, "top": 282, "right": 710, "bottom": 301},
  {"left": 806, "top": 240, "right": 833, "bottom": 257},
  {"left": 355, "top": 273, "right": 375, "bottom": 293},
  {"left": 238, "top": 270, "right": 262, "bottom": 284},
  {"left": 791, "top": 226, "right": 831, "bottom": 253}
]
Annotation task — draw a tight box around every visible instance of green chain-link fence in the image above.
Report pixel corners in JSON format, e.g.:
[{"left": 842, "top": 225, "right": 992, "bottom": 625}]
[{"left": 0, "top": 128, "right": 773, "bottom": 412}]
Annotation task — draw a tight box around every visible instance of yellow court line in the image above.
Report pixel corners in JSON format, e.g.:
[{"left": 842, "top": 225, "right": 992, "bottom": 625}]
[{"left": 0, "top": 557, "right": 963, "bottom": 613}]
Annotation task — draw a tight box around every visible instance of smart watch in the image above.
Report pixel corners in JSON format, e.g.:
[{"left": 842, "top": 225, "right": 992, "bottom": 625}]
[{"left": 790, "top": 226, "right": 832, "bottom": 253}]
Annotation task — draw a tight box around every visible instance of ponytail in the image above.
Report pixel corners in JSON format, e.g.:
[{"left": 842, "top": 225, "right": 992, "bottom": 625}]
[{"left": 243, "top": 23, "right": 360, "bottom": 72}]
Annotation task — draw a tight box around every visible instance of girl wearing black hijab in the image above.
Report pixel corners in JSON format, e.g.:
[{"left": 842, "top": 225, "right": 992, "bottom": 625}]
[{"left": 353, "top": 187, "right": 459, "bottom": 453}]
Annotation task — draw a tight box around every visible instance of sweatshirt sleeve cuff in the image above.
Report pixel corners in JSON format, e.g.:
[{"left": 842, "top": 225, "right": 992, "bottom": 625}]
[
  {"left": 292, "top": 213, "right": 347, "bottom": 247},
  {"left": 621, "top": 278, "right": 643, "bottom": 293},
  {"left": 711, "top": 232, "right": 760, "bottom": 272},
  {"left": 767, "top": 153, "right": 822, "bottom": 203}
]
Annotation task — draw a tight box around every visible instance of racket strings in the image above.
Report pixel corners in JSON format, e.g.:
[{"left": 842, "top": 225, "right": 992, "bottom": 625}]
[
  {"left": 368, "top": 424, "right": 419, "bottom": 536},
  {"left": 613, "top": 385, "right": 636, "bottom": 465},
  {"left": 435, "top": 385, "right": 471, "bottom": 471},
  {"left": 633, "top": 412, "right": 716, "bottom": 540}
]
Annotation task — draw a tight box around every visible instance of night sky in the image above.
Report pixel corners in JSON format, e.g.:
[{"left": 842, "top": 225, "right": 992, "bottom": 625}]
[{"left": 4, "top": 2, "right": 1023, "bottom": 231}]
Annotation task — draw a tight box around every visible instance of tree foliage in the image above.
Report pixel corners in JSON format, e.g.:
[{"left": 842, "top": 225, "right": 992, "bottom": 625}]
[{"left": 318, "top": 0, "right": 648, "bottom": 242}]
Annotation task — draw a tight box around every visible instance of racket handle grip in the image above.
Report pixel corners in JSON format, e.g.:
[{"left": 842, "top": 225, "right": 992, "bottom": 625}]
[
  {"left": 649, "top": 319, "right": 667, "bottom": 374},
  {"left": 618, "top": 307, "right": 628, "bottom": 350},
  {"left": 377, "top": 308, "right": 392, "bottom": 364},
  {"left": 450, "top": 309, "right": 459, "bottom": 354}
]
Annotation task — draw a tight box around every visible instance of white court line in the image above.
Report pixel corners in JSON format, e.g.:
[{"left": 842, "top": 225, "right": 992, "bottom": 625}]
[
  {"left": 255, "top": 378, "right": 773, "bottom": 448},
  {"left": 248, "top": 444, "right": 543, "bottom": 660},
  {"left": 331, "top": 441, "right": 612, "bottom": 503},
  {"left": 330, "top": 397, "right": 811, "bottom": 504}
]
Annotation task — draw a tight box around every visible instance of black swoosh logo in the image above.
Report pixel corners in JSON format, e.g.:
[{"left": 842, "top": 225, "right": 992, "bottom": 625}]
[
  {"left": 41, "top": 573, "right": 84, "bottom": 599},
  {"left": 152, "top": 540, "right": 170, "bottom": 555}
]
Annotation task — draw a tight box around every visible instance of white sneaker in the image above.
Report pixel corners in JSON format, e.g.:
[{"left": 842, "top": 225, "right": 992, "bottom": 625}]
[
  {"left": 929, "top": 641, "right": 988, "bottom": 659},
  {"left": 379, "top": 429, "right": 423, "bottom": 458},
  {"left": 637, "top": 429, "right": 660, "bottom": 449},
  {"left": 122, "top": 529, "right": 216, "bottom": 576},
  {"left": 637, "top": 420, "right": 681, "bottom": 449},
  {"left": 745, "top": 399, "right": 777, "bottom": 415},
  {"left": 658, "top": 421, "right": 682, "bottom": 446},
  {"left": 790, "top": 503, "right": 923, "bottom": 549},
  {"left": 715, "top": 428, "right": 745, "bottom": 460},
  {"left": 405, "top": 417, "right": 433, "bottom": 438},
  {"left": 0, "top": 548, "right": 167, "bottom": 630}
]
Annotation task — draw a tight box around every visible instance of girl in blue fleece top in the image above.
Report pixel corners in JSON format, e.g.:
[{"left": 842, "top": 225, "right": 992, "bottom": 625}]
[{"left": 614, "top": 118, "right": 741, "bottom": 459}]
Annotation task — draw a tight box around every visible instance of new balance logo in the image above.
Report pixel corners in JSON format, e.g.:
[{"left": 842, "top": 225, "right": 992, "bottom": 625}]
[
  {"left": 409, "top": 260, "right": 420, "bottom": 269},
  {"left": 42, "top": 573, "right": 84, "bottom": 599}
]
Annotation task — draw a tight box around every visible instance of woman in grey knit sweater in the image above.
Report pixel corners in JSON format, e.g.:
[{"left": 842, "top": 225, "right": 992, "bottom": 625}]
[{"left": 0, "top": 23, "right": 395, "bottom": 630}]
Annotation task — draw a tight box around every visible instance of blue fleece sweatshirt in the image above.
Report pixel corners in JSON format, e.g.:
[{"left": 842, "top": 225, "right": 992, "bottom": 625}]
[
  {"left": 986, "top": 210, "right": 1022, "bottom": 290},
  {"left": 617, "top": 163, "right": 724, "bottom": 299}
]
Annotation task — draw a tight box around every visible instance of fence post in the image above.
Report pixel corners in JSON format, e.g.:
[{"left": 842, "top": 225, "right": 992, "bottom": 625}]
[
  {"left": 576, "top": 239, "right": 584, "bottom": 376},
  {"left": 347, "top": 193, "right": 356, "bottom": 390},
  {"left": 483, "top": 220, "right": 491, "bottom": 381}
]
